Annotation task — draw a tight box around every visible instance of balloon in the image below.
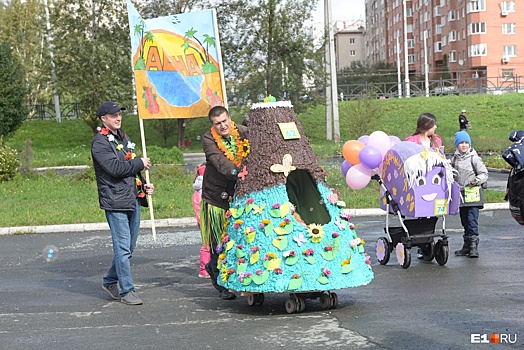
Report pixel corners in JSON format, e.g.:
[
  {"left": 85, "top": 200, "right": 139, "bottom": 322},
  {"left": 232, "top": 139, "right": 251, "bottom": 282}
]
[
  {"left": 368, "top": 131, "right": 392, "bottom": 157},
  {"left": 389, "top": 135, "right": 402, "bottom": 146},
  {"left": 346, "top": 164, "right": 372, "bottom": 190},
  {"left": 357, "top": 135, "right": 369, "bottom": 145},
  {"left": 342, "top": 140, "right": 365, "bottom": 165},
  {"left": 359, "top": 145, "right": 383, "bottom": 170},
  {"left": 341, "top": 160, "right": 353, "bottom": 176}
]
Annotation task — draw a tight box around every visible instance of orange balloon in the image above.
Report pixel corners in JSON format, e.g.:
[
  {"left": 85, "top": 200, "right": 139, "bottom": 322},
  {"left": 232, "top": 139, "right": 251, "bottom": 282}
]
[{"left": 342, "top": 140, "right": 365, "bottom": 165}]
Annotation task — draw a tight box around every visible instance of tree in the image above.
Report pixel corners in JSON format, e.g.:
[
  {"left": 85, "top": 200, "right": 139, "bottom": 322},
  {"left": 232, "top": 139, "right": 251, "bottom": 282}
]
[
  {"left": 0, "top": 41, "right": 28, "bottom": 140},
  {"left": 136, "top": 0, "right": 207, "bottom": 19},
  {"left": 217, "top": 0, "right": 320, "bottom": 111},
  {"left": 51, "top": 0, "right": 134, "bottom": 133},
  {"left": 0, "top": 0, "right": 48, "bottom": 104}
]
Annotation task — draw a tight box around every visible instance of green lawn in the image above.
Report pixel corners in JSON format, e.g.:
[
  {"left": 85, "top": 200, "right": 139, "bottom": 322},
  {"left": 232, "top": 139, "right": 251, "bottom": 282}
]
[{"left": 1, "top": 93, "right": 516, "bottom": 227}]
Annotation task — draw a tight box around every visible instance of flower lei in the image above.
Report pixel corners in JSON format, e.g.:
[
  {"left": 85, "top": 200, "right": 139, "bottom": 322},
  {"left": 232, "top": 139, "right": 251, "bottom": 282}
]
[
  {"left": 98, "top": 127, "right": 145, "bottom": 199},
  {"left": 211, "top": 121, "right": 250, "bottom": 167}
]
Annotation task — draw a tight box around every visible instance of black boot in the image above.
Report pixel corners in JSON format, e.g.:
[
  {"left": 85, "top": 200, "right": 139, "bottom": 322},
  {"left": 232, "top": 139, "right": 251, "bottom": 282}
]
[
  {"left": 454, "top": 235, "right": 471, "bottom": 256},
  {"left": 469, "top": 236, "right": 479, "bottom": 258}
]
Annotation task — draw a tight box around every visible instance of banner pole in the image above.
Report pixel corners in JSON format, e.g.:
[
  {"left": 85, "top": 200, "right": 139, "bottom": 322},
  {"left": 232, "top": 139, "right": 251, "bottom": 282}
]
[
  {"left": 139, "top": 118, "right": 156, "bottom": 241},
  {"left": 213, "top": 8, "right": 228, "bottom": 108}
]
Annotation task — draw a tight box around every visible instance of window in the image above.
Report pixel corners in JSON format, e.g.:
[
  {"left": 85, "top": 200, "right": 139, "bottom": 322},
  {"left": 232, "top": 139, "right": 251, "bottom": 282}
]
[
  {"left": 435, "top": 42, "right": 442, "bottom": 52},
  {"left": 449, "top": 30, "right": 457, "bottom": 42},
  {"left": 408, "top": 39, "right": 415, "bottom": 49},
  {"left": 504, "top": 45, "right": 516, "bottom": 56},
  {"left": 502, "top": 24, "right": 516, "bottom": 34},
  {"left": 407, "top": 24, "right": 413, "bottom": 33},
  {"left": 449, "top": 51, "right": 457, "bottom": 62},
  {"left": 502, "top": 69, "right": 514, "bottom": 82},
  {"left": 407, "top": 7, "right": 413, "bottom": 17},
  {"left": 468, "top": 22, "right": 486, "bottom": 35},
  {"left": 408, "top": 54, "right": 415, "bottom": 64},
  {"left": 448, "top": 10, "right": 456, "bottom": 21},
  {"left": 350, "top": 38, "right": 356, "bottom": 44},
  {"left": 350, "top": 50, "right": 356, "bottom": 56},
  {"left": 468, "top": 0, "right": 486, "bottom": 12},
  {"left": 469, "top": 44, "right": 487, "bottom": 56},
  {"left": 502, "top": 1, "right": 516, "bottom": 12}
]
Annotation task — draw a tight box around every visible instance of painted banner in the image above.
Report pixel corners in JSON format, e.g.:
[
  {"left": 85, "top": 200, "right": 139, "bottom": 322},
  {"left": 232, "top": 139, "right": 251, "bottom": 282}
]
[{"left": 127, "top": 1, "right": 226, "bottom": 119}]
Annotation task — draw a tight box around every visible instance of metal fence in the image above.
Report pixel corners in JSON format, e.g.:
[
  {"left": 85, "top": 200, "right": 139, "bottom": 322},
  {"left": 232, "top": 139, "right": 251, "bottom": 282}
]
[
  {"left": 26, "top": 102, "right": 81, "bottom": 121},
  {"left": 337, "top": 76, "right": 524, "bottom": 100}
]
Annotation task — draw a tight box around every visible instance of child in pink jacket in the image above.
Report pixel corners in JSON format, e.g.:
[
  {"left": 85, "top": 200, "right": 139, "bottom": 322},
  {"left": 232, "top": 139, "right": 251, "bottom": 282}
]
[{"left": 192, "top": 164, "right": 210, "bottom": 278}]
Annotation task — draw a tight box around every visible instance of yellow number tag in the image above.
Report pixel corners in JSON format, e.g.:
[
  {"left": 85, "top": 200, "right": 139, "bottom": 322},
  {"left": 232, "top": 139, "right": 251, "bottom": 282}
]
[
  {"left": 434, "top": 199, "right": 449, "bottom": 215},
  {"left": 278, "top": 122, "right": 301, "bottom": 140}
]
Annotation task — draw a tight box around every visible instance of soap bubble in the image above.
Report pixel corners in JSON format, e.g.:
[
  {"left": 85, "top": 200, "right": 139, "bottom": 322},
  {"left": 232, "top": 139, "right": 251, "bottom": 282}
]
[
  {"left": 42, "top": 245, "right": 59, "bottom": 262},
  {"left": 220, "top": 192, "right": 228, "bottom": 200},
  {"left": 231, "top": 168, "right": 238, "bottom": 176}
]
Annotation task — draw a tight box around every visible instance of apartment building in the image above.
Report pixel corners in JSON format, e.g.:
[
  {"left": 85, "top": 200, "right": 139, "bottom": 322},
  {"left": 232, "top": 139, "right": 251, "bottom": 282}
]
[
  {"left": 364, "top": 0, "right": 521, "bottom": 80},
  {"left": 334, "top": 20, "right": 366, "bottom": 70}
]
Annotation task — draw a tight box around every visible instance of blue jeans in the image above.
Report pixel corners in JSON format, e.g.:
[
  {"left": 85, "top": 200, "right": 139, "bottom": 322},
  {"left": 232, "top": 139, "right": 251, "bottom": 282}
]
[
  {"left": 459, "top": 206, "right": 480, "bottom": 238},
  {"left": 103, "top": 201, "right": 141, "bottom": 296}
]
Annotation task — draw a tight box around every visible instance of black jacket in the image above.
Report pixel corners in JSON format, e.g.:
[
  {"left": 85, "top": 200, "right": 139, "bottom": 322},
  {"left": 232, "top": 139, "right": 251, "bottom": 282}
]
[
  {"left": 201, "top": 124, "right": 248, "bottom": 210},
  {"left": 91, "top": 128, "right": 145, "bottom": 211}
]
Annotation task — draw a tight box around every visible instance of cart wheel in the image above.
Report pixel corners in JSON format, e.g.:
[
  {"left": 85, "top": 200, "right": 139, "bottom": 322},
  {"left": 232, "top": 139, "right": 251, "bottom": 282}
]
[
  {"left": 396, "top": 243, "right": 411, "bottom": 269},
  {"left": 255, "top": 293, "right": 265, "bottom": 305},
  {"left": 285, "top": 297, "right": 297, "bottom": 314},
  {"left": 296, "top": 297, "right": 306, "bottom": 312},
  {"left": 376, "top": 237, "right": 391, "bottom": 265},
  {"left": 330, "top": 292, "right": 338, "bottom": 308},
  {"left": 247, "top": 294, "right": 256, "bottom": 306},
  {"left": 319, "top": 293, "right": 331, "bottom": 309},
  {"left": 420, "top": 241, "right": 435, "bottom": 261},
  {"left": 434, "top": 240, "right": 449, "bottom": 266}
]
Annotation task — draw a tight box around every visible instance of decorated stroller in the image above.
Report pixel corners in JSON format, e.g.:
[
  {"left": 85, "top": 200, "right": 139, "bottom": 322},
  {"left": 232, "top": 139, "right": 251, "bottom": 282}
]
[
  {"left": 373, "top": 142, "right": 460, "bottom": 269},
  {"left": 216, "top": 101, "right": 374, "bottom": 313}
]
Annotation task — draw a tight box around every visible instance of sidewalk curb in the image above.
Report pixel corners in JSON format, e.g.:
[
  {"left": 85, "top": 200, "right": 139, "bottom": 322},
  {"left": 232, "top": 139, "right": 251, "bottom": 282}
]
[{"left": 0, "top": 203, "right": 508, "bottom": 235}]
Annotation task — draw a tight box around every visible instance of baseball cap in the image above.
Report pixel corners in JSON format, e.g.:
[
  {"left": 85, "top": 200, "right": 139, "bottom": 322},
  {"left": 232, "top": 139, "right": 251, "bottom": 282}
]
[
  {"left": 461, "top": 109, "right": 467, "bottom": 113},
  {"left": 98, "top": 101, "right": 126, "bottom": 118}
]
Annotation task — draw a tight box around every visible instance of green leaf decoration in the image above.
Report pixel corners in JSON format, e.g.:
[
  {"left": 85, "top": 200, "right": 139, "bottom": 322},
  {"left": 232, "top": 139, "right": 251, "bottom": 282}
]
[
  {"left": 320, "top": 250, "right": 336, "bottom": 261},
  {"left": 230, "top": 207, "right": 244, "bottom": 218},
  {"left": 246, "top": 231, "right": 256, "bottom": 243},
  {"left": 246, "top": 204, "right": 253, "bottom": 214},
  {"left": 267, "top": 258, "right": 282, "bottom": 270},
  {"left": 250, "top": 251, "right": 260, "bottom": 264},
  {"left": 288, "top": 277, "right": 303, "bottom": 290},
  {"left": 237, "top": 263, "right": 248, "bottom": 273},
  {"left": 236, "top": 248, "right": 245, "bottom": 258},
  {"left": 285, "top": 255, "right": 299, "bottom": 266},
  {"left": 341, "top": 263, "right": 354, "bottom": 274},
  {"left": 333, "top": 237, "right": 340, "bottom": 249},
  {"left": 280, "top": 202, "right": 290, "bottom": 217},
  {"left": 358, "top": 245, "right": 365, "bottom": 253},
  {"left": 252, "top": 270, "right": 269, "bottom": 285},
  {"left": 284, "top": 221, "right": 294, "bottom": 233},
  {"left": 241, "top": 276, "right": 253, "bottom": 286},
  {"left": 226, "top": 240, "right": 236, "bottom": 251},
  {"left": 317, "top": 276, "right": 329, "bottom": 285},
  {"left": 305, "top": 256, "right": 316, "bottom": 265},
  {"left": 272, "top": 237, "right": 288, "bottom": 250},
  {"left": 268, "top": 208, "right": 280, "bottom": 217},
  {"left": 264, "top": 222, "right": 274, "bottom": 236}
]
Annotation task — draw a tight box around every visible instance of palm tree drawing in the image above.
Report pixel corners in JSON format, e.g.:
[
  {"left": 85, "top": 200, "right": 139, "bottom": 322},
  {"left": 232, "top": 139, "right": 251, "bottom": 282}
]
[
  {"left": 182, "top": 27, "right": 218, "bottom": 74},
  {"left": 133, "top": 18, "right": 154, "bottom": 70}
]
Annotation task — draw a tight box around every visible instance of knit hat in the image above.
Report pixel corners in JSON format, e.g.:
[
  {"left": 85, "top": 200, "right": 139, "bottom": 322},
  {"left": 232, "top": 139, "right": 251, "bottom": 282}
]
[{"left": 455, "top": 131, "right": 471, "bottom": 148}]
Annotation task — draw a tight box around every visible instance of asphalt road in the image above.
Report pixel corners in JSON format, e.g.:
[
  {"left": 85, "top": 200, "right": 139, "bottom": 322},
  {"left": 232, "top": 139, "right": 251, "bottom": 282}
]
[{"left": 1, "top": 208, "right": 522, "bottom": 350}]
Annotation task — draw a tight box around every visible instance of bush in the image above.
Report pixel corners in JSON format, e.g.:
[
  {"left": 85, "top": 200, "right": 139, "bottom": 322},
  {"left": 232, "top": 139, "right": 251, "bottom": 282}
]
[
  {"left": 0, "top": 144, "right": 20, "bottom": 182},
  {"left": 146, "top": 145, "right": 184, "bottom": 165}
]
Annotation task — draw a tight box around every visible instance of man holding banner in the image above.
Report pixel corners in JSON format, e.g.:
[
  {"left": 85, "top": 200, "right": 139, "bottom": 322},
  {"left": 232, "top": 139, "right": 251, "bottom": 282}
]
[
  {"left": 201, "top": 106, "right": 249, "bottom": 300},
  {"left": 92, "top": 101, "right": 154, "bottom": 305}
]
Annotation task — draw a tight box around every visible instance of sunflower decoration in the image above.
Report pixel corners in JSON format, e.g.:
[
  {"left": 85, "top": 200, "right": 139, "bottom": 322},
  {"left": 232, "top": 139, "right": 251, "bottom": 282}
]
[
  {"left": 307, "top": 223, "right": 324, "bottom": 243},
  {"left": 239, "top": 138, "right": 250, "bottom": 158}
]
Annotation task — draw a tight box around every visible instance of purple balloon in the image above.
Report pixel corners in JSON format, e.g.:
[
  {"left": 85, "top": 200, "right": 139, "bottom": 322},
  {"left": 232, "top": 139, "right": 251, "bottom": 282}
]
[
  {"left": 389, "top": 135, "right": 401, "bottom": 146},
  {"left": 358, "top": 145, "right": 383, "bottom": 170},
  {"left": 357, "top": 135, "right": 369, "bottom": 145},
  {"left": 341, "top": 160, "right": 353, "bottom": 176}
]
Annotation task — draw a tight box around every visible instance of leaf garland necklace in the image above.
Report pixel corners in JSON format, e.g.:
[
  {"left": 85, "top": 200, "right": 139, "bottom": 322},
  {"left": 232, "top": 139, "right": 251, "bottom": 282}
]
[{"left": 211, "top": 121, "right": 249, "bottom": 167}]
